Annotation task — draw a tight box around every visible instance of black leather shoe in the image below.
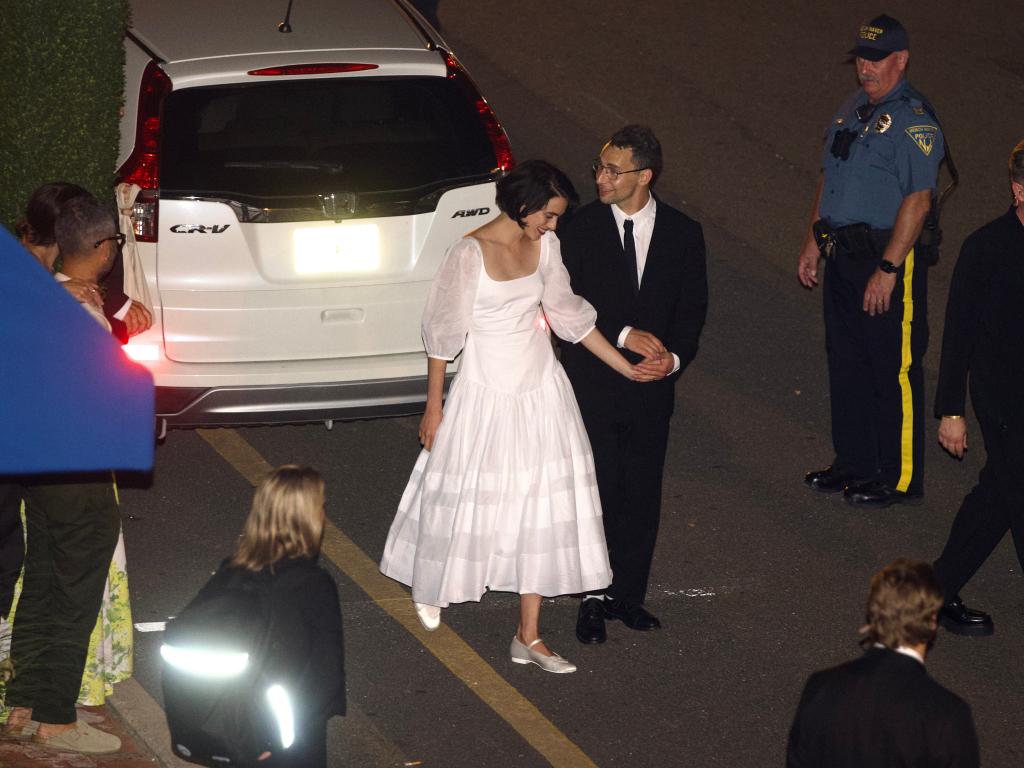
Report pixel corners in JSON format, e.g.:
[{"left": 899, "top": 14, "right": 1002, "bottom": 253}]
[
  {"left": 805, "top": 466, "right": 862, "bottom": 493},
  {"left": 603, "top": 598, "right": 661, "bottom": 631},
  {"left": 843, "top": 479, "right": 922, "bottom": 507},
  {"left": 575, "top": 598, "right": 606, "bottom": 644},
  {"left": 939, "top": 597, "right": 994, "bottom": 637}
]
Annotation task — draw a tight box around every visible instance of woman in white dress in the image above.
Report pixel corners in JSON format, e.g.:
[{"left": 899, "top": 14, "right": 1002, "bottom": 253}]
[{"left": 380, "top": 161, "right": 650, "bottom": 673}]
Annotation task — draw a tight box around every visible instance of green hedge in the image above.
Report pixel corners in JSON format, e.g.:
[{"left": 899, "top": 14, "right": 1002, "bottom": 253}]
[{"left": 0, "top": 0, "right": 129, "bottom": 232}]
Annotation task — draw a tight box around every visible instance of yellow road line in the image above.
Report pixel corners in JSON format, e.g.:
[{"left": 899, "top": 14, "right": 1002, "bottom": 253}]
[{"left": 199, "top": 428, "right": 598, "bottom": 768}]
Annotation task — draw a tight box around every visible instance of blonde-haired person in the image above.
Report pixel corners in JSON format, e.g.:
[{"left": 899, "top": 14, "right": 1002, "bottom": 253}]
[
  {"left": 787, "top": 559, "right": 978, "bottom": 768},
  {"left": 221, "top": 466, "right": 345, "bottom": 768},
  {"left": 932, "top": 138, "right": 1024, "bottom": 637}
]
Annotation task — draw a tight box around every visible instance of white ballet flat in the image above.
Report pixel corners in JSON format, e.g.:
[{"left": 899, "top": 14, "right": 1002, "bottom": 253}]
[
  {"left": 413, "top": 601, "right": 441, "bottom": 631},
  {"left": 509, "top": 636, "right": 576, "bottom": 674}
]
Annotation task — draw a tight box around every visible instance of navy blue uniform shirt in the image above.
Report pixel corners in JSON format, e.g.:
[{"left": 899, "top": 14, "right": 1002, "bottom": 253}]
[{"left": 820, "top": 79, "right": 944, "bottom": 229}]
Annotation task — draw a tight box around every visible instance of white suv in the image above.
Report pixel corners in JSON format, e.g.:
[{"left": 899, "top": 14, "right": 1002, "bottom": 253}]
[{"left": 118, "top": 0, "right": 512, "bottom": 433}]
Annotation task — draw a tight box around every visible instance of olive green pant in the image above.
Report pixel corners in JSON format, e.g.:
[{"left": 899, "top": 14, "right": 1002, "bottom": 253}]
[{"left": 5, "top": 476, "right": 119, "bottom": 724}]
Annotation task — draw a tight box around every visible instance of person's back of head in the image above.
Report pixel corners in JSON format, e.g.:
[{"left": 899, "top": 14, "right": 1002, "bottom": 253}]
[
  {"left": 16, "top": 181, "right": 91, "bottom": 246},
  {"left": 54, "top": 195, "right": 118, "bottom": 281},
  {"left": 231, "top": 465, "right": 326, "bottom": 572},
  {"left": 864, "top": 558, "right": 943, "bottom": 650}
]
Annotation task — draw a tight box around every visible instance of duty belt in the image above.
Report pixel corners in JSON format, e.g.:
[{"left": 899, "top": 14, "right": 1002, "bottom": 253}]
[{"left": 812, "top": 220, "right": 893, "bottom": 260}]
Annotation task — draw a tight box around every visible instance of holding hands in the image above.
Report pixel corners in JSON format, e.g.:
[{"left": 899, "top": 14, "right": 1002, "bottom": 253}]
[{"left": 625, "top": 329, "right": 672, "bottom": 382}]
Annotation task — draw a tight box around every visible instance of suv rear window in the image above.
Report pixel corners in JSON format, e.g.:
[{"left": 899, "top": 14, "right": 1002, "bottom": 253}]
[{"left": 160, "top": 77, "right": 498, "bottom": 218}]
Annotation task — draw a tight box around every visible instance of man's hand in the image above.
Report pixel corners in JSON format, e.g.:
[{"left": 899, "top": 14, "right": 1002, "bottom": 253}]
[
  {"left": 797, "top": 239, "right": 821, "bottom": 288},
  {"left": 124, "top": 301, "right": 153, "bottom": 336},
  {"left": 634, "top": 353, "right": 674, "bottom": 381},
  {"left": 418, "top": 406, "right": 443, "bottom": 452},
  {"left": 623, "top": 329, "right": 666, "bottom": 360},
  {"left": 863, "top": 269, "right": 897, "bottom": 316},
  {"left": 938, "top": 416, "right": 968, "bottom": 459}
]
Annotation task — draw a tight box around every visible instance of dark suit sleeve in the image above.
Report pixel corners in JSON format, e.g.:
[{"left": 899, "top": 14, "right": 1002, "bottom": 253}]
[
  {"left": 300, "top": 570, "right": 346, "bottom": 718},
  {"left": 938, "top": 698, "right": 980, "bottom": 768},
  {"left": 102, "top": 252, "right": 130, "bottom": 319},
  {"left": 667, "top": 220, "right": 708, "bottom": 377},
  {"left": 785, "top": 674, "right": 819, "bottom": 768},
  {"left": 933, "top": 231, "right": 990, "bottom": 417}
]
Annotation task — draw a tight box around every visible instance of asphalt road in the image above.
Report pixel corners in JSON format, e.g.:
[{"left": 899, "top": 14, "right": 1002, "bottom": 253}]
[{"left": 116, "top": 3, "right": 1024, "bottom": 766}]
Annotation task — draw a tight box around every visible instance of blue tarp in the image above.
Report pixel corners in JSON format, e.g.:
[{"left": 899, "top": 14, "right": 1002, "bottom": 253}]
[{"left": 0, "top": 226, "right": 154, "bottom": 473}]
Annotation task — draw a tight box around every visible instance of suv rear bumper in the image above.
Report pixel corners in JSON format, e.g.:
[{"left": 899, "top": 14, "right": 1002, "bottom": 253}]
[{"left": 157, "top": 375, "right": 436, "bottom": 428}]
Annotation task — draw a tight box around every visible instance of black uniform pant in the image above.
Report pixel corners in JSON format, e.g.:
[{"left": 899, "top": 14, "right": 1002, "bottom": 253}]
[
  {"left": 934, "top": 419, "right": 1024, "bottom": 601},
  {"left": 580, "top": 396, "right": 671, "bottom": 606},
  {"left": 5, "top": 476, "right": 120, "bottom": 724},
  {"left": 822, "top": 246, "right": 928, "bottom": 494}
]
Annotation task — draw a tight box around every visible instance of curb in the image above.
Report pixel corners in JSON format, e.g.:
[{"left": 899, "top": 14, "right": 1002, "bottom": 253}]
[{"left": 108, "top": 678, "right": 191, "bottom": 768}]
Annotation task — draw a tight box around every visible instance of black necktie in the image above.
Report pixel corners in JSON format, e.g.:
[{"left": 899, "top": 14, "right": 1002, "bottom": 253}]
[{"left": 623, "top": 219, "right": 639, "bottom": 294}]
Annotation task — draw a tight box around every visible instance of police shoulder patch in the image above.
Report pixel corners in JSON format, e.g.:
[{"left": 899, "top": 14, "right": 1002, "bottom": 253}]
[{"left": 905, "top": 125, "right": 938, "bottom": 156}]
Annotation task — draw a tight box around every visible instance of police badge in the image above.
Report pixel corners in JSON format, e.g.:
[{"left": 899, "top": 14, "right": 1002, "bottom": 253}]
[{"left": 874, "top": 113, "right": 892, "bottom": 133}]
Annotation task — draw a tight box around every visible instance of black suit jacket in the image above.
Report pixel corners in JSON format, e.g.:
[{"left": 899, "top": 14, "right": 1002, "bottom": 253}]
[
  {"left": 558, "top": 198, "right": 707, "bottom": 417},
  {"left": 934, "top": 206, "right": 1024, "bottom": 432},
  {"left": 787, "top": 647, "right": 979, "bottom": 768}
]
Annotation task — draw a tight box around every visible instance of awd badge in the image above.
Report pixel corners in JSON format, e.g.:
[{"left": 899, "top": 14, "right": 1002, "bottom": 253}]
[{"left": 874, "top": 113, "right": 892, "bottom": 133}]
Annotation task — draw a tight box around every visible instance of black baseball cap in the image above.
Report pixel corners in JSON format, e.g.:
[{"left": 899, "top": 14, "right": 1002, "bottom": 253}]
[{"left": 849, "top": 14, "right": 909, "bottom": 61}]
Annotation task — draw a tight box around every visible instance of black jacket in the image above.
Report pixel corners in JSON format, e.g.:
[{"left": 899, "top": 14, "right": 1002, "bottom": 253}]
[
  {"left": 558, "top": 198, "right": 707, "bottom": 416},
  {"left": 238, "top": 556, "right": 346, "bottom": 722},
  {"left": 934, "top": 206, "right": 1024, "bottom": 430},
  {"left": 787, "top": 647, "right": 978, "bottom": 768}
]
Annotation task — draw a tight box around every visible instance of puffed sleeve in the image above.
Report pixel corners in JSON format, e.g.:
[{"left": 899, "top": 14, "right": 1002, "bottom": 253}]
[
  {"left": 539, "top": 233, "right": 597, "bottom": 343},
  {"left": 421, "top": 238, "right": 481, "bottom": 360}
]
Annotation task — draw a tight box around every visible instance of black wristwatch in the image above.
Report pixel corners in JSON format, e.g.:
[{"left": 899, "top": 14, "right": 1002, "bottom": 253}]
[{"left": 878, "top": 259, "right": 899, "bottom": 274}]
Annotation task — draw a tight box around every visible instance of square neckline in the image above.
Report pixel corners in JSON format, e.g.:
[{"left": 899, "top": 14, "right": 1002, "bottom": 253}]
[{"left": 467, "top": 235, "right": 543, "bottom": 283}]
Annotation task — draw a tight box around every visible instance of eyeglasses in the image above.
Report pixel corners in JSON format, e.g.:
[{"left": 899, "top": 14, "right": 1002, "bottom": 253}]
[
  {"left": 591, "top": 161, "right": 648, "bottom": 180},
  {"left": 93, "top": 233, "right": 126, "bottom": 249}
]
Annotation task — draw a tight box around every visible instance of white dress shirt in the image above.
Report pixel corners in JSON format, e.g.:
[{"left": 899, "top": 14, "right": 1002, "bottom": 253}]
[{"left": 611, "top": 195, "right": 680, "bottom": 374}]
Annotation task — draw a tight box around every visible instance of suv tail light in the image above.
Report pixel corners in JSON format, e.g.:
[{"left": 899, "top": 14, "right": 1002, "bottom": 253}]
[
  {"left": 444, "top": 52, "right": 514, "bottom": 173},
  {"left": 117, "top": 61, "right": 171, "bottom": 242}
]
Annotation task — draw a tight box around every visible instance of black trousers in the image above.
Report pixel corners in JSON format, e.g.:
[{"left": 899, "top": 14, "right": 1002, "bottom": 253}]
[
  {"left": 5, "top": 476, "right": 120, "bottom": 724},
  {"left": 580, "top": 396, "right": 671, "bottom": 605},
  {"left": 0, "top": 481, "right": 25, "bottom": 619},
  {"left": 822, "top": 246, "right": 928, "bottom": 494},
  {"left": 934, "top": 418, "right": 1024, "bottom": 601}
]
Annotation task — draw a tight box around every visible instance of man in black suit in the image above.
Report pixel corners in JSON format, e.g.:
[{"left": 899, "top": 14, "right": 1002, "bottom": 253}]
[
  {"left": 560, "top": 125, "right": 707, "bottom": 643},
  {"left": 787, "top": 558, "right": 979, "bottom": 768}
]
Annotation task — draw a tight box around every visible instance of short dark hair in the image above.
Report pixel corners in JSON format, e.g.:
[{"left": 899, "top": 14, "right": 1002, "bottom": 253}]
[
  {"left": 609, "top": 125, "right": 663, "bottom": 184},
  {"left": 495, "top": 160, "right": 579, "bottom": 226},
  {"left": 864, "top": 558, "right": 943, "bottom": 649},
  {"left": 55, "top": 195, "right": 116, "bottom": 262},
  {"left": 15, "top": 182, "right": 91, "bottom": 245},
  {"left": 1009, "top": 138, "right": 1024, "bottom": 187}
]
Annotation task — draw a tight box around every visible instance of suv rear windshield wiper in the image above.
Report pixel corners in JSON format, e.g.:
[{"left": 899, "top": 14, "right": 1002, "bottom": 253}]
[{"left": 223, "top": 160, "right": 345, "bottom": 174}]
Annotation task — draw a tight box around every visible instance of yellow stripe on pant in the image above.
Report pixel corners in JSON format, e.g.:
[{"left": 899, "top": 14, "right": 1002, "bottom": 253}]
[{"left": 896, "top": 247, "right": 915, "bottom": 492}]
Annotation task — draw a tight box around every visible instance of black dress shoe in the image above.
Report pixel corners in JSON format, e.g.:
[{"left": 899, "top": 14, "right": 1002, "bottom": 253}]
[
  {"left": 603, "top": 598, "right": 661, "bottom": 631},
  {"left": 575, "top": 598, "right": 606, "bottom": 644},
  {"left": 939, "top": 597, "right": 994, "bottom": 637},
  {"left": 805, "top": 466, "right": 862, "bottom": 493},
  {"left": 843, "top": 479, "right": 922, "bottom": 507}
]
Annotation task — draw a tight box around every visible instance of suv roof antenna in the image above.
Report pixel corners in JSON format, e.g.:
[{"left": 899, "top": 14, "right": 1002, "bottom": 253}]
[{"left": 278, "top": 0, "right": 294, "bottom": 33}]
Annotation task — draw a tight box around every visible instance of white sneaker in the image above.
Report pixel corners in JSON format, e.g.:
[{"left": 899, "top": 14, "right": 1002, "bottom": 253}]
[
  {"left": 413, "top": 601, "right": 441, "bottom": 631},
  {"left": 510, "top": 636, "right": 576, "bottom": 674}
]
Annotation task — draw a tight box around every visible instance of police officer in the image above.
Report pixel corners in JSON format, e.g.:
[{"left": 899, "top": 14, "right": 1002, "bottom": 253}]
[{"left": 798, "top": 14, "right": 944, "bottom": 507}]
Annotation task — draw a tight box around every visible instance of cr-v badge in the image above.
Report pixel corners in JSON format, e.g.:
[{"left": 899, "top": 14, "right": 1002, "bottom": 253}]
[{"left": 169, "top": 224, "right": 231, "bottom": 233}]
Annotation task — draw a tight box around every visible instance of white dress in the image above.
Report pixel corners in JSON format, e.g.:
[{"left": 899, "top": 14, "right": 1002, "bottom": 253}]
[{"left": 380, "top": 233, "right": 613, "bottom": 607}]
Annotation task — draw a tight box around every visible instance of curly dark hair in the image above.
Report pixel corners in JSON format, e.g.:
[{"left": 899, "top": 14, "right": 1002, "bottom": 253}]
[{"left": 495, "top": 160, "right": 578, "bottom": 226}]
